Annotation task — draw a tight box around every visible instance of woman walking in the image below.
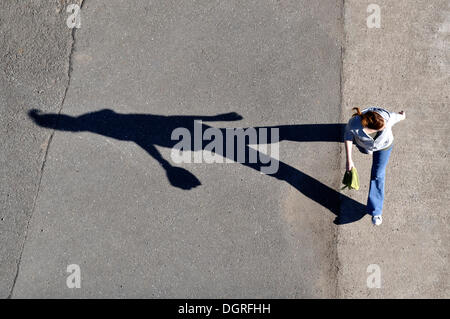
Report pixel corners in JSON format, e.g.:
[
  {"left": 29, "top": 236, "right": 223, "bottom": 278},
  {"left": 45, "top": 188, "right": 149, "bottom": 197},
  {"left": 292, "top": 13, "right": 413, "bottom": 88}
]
[{"left": 344, "top": 107, "right": 406, "bottom": 225}]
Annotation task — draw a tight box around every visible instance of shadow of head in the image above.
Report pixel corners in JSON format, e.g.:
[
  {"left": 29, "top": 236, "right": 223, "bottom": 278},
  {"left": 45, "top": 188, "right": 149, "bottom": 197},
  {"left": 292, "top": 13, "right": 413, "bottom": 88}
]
[
  {"left": 29, "top": 109, "right": 59, "bottom": 128},
  {"left": 28, "top": 108, "right": 86, "bottom": 132}
]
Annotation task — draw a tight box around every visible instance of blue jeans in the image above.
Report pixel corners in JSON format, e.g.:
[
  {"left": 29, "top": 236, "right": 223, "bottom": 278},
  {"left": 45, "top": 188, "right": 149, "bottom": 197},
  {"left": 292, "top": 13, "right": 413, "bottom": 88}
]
[{"left": 367, "top": 146, "right": 393, "bottom": 216}]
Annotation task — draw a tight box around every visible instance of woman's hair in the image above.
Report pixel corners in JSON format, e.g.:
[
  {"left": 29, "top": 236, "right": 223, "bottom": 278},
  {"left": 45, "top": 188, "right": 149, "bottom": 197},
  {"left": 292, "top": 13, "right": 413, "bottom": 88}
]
[{"left": 352, "top": 107, "right": 385, "bottom": 130}]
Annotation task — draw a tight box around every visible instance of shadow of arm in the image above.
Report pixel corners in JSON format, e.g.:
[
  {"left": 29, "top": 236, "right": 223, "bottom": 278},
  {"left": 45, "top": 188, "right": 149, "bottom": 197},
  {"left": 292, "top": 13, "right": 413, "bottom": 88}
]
[
  {"left": 187, "top": 112, "right": 243, "bottom": 122},
  {"left": 135, "top": 141, "right": 201, "bottom": 190}
]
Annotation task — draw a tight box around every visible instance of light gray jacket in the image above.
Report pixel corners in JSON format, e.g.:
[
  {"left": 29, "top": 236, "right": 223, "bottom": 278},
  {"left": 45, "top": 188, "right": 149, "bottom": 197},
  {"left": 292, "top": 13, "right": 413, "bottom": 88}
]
[{"left": 344, "top": 107, "right": 404, "bottom": 154}]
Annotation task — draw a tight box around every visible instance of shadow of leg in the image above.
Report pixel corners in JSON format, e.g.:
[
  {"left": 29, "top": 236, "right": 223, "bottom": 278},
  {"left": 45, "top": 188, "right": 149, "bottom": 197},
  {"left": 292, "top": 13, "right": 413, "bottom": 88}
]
[
  {"left": 336, "top": 194, "right": 367, "bottom": 225},
  {"left": 241, "top": 146, "right": 368, "bottom": 224}
]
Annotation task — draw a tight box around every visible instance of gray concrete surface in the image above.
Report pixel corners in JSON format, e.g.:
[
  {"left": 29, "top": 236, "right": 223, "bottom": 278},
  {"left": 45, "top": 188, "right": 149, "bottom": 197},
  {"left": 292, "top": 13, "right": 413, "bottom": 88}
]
[
  {"left": 0, "top": 0, "right": 75, "bottom": 298},
  {"left": 1, "top": 0, "right": 448, "bottom": 299},
  {"left": 339, "top": 0, "right": 449, "bottom": 298},
  {"left": 8, "top": 0, "right": 343, "bottom": 298}
]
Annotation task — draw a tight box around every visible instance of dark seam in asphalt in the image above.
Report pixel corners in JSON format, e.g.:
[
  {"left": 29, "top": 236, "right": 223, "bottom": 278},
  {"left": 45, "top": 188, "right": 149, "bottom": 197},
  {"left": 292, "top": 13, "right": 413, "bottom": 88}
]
[
  {"left": 7, "top": 1, "right": 85, "bottom": 298},
  {"left": 335, "top": 0, "right": 346, "bottom": 299}
]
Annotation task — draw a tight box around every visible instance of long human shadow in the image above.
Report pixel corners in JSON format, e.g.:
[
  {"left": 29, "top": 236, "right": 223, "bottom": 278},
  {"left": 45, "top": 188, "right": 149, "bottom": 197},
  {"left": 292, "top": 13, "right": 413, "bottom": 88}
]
[{"left": 28, "top": 108, "right": 367, "bottom": 224}]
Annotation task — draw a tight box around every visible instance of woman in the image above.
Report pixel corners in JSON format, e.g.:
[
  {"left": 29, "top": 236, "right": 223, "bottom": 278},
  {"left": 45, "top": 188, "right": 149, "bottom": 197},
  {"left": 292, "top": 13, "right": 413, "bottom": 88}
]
[{"left": 344, "top": 107, "right": 406, "bottom": 226}]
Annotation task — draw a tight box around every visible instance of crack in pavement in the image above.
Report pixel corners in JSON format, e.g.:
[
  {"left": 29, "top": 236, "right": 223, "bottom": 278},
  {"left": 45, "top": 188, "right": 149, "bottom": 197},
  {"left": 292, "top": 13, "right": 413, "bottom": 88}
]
[
  {"left": 7, "top": 0, "right": 86, "bottom": 298},
  {"left": 335, "top": 0, "right": 346, "bottom": 299}
]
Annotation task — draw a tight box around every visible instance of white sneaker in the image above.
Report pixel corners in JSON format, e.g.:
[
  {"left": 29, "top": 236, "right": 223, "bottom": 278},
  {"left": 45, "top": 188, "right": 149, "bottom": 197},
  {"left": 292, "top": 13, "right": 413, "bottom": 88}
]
[{"left": 372, "top": 215, "right": 382, "bottom": 226}]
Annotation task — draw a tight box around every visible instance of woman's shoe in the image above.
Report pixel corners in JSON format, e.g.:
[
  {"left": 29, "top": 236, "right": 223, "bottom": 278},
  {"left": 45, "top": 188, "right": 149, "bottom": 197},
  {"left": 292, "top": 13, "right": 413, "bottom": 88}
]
[{"left": 372, "top": 215, "right": 382, "bottom": 226}]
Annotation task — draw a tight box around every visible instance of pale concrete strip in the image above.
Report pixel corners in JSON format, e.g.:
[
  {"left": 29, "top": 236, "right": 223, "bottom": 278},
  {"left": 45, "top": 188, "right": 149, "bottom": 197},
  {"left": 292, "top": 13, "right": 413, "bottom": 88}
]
[{"left": 340, "top": 0, "right": 449, "bottom": 298}]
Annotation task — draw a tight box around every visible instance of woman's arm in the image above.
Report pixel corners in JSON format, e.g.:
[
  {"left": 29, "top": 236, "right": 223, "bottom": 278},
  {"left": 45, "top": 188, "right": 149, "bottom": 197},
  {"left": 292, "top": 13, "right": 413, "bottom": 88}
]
[
  {"left": 389, "top": 110, "right": 406, "bottom": 125},
  {"left": 345, "top": 140, "right": 355, "bottom": 171},
  {"left": 343, "top": 121, "right": 355, "bottom": 171}
]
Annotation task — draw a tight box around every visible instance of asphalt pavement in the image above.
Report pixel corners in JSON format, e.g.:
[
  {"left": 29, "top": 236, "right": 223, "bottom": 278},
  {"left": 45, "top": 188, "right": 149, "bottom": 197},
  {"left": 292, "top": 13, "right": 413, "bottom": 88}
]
[{"left": 1, "top": 0, "right": 447, "bottom": 298}]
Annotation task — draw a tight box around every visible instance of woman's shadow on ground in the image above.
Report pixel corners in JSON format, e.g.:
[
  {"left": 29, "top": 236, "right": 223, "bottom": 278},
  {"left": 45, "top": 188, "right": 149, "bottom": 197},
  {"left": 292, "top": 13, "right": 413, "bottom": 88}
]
[{"left": 28, "top": 108, "right": 367, "bottom": 225}]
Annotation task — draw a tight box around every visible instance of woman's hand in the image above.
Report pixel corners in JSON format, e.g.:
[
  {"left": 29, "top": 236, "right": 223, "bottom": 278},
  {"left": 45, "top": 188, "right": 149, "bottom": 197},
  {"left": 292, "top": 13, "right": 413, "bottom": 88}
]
[{"left": 346, "top": 159, "right": 355, "bottom": 171}]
